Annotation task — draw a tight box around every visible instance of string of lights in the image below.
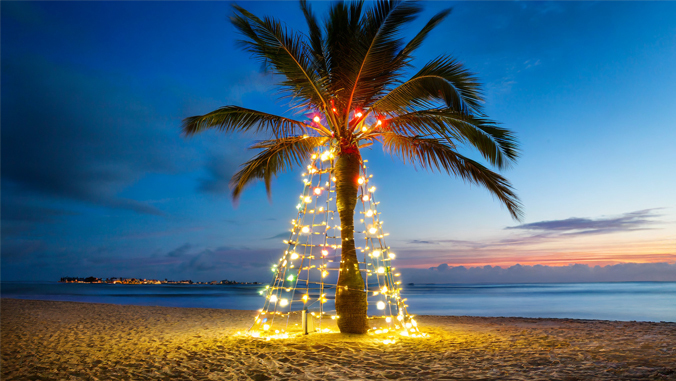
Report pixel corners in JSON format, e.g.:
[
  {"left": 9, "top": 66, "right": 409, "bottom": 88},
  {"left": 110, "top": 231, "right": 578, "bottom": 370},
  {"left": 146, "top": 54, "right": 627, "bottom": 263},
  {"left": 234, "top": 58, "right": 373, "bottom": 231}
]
[{"left": 247, "top": 145, "right": 423, "bottom": 340}]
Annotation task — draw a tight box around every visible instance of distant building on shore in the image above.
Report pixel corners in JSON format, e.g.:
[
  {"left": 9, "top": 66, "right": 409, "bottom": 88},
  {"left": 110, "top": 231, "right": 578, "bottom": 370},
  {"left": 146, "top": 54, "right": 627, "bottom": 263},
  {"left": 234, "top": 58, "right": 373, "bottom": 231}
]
[{"left": 59, "top": 277, "right": 261, "bottom": 285}]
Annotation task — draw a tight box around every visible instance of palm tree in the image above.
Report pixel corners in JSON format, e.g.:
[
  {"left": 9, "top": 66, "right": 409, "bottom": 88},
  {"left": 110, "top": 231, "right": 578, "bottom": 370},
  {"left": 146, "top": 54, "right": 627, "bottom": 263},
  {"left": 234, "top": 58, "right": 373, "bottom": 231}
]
[{"left": 183, "top": 0, "right": 522, "bottom": 334}]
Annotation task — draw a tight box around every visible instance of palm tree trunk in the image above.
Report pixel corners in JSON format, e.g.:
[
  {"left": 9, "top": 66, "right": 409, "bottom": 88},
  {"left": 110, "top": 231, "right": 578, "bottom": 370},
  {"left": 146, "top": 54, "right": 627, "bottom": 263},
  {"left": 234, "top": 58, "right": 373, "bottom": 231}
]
[{"left": 334, "top": 151, "right": 368, "bottom": 334}]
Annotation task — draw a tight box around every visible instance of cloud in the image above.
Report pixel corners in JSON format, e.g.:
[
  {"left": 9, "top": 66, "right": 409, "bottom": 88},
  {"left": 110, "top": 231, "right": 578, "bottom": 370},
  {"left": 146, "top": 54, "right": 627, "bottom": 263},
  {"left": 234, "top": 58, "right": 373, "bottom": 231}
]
[
  {"left": 198, "top": 155, "right": 240, "bottom": 195},
  {"left": 1, "top": 55, "right": 184, "bottom": 217},
  {"left": 402, "top": 262, "right": 676, "bottom": 284},
  {"left": 166, "top": 243, "right": 193, "bottom": 258},
  {"left": 506, "top": 208, "right": 663, "bottom": 235},
  {"left": 408, "top": 240, "right": 440, "bottom": 245}
]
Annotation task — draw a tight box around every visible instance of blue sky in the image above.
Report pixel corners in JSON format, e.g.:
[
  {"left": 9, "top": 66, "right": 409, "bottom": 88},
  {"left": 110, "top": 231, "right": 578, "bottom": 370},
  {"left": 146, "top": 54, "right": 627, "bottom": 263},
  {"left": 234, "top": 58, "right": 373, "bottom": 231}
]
[{"left": 2, "top": 1, "right": 675, "bottom": 283}]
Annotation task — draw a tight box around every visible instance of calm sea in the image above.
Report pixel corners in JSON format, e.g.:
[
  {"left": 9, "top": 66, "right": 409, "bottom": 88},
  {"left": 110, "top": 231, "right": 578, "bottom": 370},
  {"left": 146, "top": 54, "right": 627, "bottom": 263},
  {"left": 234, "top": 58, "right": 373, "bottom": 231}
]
[{"left": 2, "top": 281, "right": 674, "bottom": 322}]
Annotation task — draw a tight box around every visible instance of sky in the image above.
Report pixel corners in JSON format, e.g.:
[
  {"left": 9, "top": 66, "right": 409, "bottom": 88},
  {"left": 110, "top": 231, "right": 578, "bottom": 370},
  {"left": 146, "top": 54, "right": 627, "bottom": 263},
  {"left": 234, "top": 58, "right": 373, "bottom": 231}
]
[{"left": 2, "top": 1, "right": 675, "bottom": 283}]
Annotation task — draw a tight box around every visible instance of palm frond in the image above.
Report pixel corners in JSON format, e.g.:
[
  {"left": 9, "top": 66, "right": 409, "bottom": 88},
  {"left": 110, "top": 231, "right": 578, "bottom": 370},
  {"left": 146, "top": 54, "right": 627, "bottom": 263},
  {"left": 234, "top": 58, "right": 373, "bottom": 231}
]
[
  {"left": 371, "top": 55, "right": 484, "bottom": 116},
  {"left": 385, "top": 109, "right": 519, "bottom": 168},
  {"left": 231, "top": 136, "right": 329, "bottom": 200},
  {"left": 231, "top": 5, "right": 328, "bottom": 111},
  {"left": 393, "top": 8, "right": 451, "bottom": 67},
  {"left": 182, "top": 106, "right": 320, "bottom": 138},
  {"left": 342, "top": 0, "right": 423, "bottom": 121},
  {"left": 381, "top": 132, "right": 522, "bottom": 220},
  {"left": 299, "top": 0, "right": 327, "bottom": 78}
]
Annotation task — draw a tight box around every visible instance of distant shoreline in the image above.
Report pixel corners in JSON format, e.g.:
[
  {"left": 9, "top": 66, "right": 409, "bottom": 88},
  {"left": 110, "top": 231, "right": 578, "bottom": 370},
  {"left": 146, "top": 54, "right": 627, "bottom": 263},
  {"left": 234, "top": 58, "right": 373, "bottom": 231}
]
[{"left": 57, "top": 277, "right": 261, "bottom": 285}]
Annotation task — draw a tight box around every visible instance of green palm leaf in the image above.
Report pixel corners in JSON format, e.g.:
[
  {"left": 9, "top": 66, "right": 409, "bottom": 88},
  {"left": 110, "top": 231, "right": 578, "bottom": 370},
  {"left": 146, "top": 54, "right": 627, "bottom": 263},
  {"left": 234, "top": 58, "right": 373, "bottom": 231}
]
[
  {"left": 385, "top": 109, "right": 519, "bottom": 169},
  {"left": 372, "top": 55, "right": 484, "bottom": 116},
  {"left": 231, "top": 136, "right": 329, "bottom": 200},
  {"left": 182, "top": 106, "right": 322, "bottom": 138},
  {"left": 381, "top": 132, "right": 522, "bottom": 219},
  {"left": 231, "top": 5, "right": 328, "bottom": 111}
]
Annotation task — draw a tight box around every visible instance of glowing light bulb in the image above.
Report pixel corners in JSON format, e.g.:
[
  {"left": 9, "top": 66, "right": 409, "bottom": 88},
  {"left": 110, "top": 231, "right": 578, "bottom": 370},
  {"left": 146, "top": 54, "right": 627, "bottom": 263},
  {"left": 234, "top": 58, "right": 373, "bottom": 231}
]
[
  {"left": 263, "top": 324, "right": 270, "bottom": 331},
  {"left": 304, "top": 196, "right": 312, "bottom": 203},
  {"left": 287, "top": 275, "right": 295, "bottom": 281},
  {"left": 322, "top": 270, "right": 328, "bottom": 278},
  {"left": 361, "top": 126, "right": 368, "bottom": 132},
  {"left": 381, "top": 286, "right": 388, "bottom": 293},
  {"left": 313, "top": 187, "right": 322, "bottom": 195},
  {"left": 405, "top": 322, "right": 412, "bottom": 329},
  {"left": 357, "top": 177, "right": 364, "bottom": 184},
  {"left": 290, "top": 253, "right": 299, "bottom": 260},
  {"left": 377, "top": 301, "right": 386, "bottom": 310},
  {"left": 372, "top": 250, "right": 381, "bottom": 257},
  {"left": 332, "top": 177, "right": 337, "bottom": 182},
  {"left": 301, "top": 226, "right": 310, "bottom": 234},
  {"left": 321, "top": 249, "right": 329, "bottom": 256},
  {"left": 369, "top": 186, "right": 376, "bottom": 192},
  {"left": 279, "top": 298, "right": 289, "bottom": 307},
  {"left": 376, "top": 119, "right": 382, "bottom": 126},
  {"left": 386, "top": 317, "right": 392, "bottom": 323},
  {"left": 362, "top": 195, "right": 370, "bottom": 202},
  {"left": 388, "top": 253, "right": 396, "bottom": 259},
  {"left": 320, "top": 152, "right": 330, "bottom": 161},
  {"left": 302, "top": 294, "right": 309, "bottom": 302},
  {"left": 411, "top": 319, "right": 417, "bottom": 327},
  {"left": 377, "top": 267, "right": 385, "bottom": 274},
  {"left": 366, "top": 210, "right": 374, "bottom": 217},
  {"left": 355, "top": 111, "right": 363, "bottom": 118},
  {"left": 270, "top": 295, "right": 278, "bottom": 303},
  {"left": 369, "top": 227, "right": 378, "bottom": 234},
  {"left": 311, "top": 154, "right": 317, "bottom": 159},
  {"left": 313, "top": 115, "right": 321, "bottom": 123}
]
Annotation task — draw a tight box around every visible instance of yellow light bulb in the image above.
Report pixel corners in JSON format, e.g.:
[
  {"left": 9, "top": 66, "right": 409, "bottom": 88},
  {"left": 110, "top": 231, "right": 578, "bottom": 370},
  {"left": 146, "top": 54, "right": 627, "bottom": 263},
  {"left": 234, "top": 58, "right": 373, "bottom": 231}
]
[
  {"left": 386, "top": 317, "right": 392, "bottom": 323},
  {"left": 321, "top": 249, "right": 329, "bottom": 256},
  {"left": 366, "top": 210, "right": 373, "bottom": 217},
  {"left": 355, "top": 111, "right": 363, "bottom": 118},
  {"left": 361, "top": 126, "right": 368, "bottom": 132},
  {"left": 357, "top": 177, "right": 364, "bottom": 184},
  {"left": 270, "top": 295, "right": 278, "bottom": 303},
  {"left": 372, "top": 250, "right": 380, "bottom": 257},
  {"left": 376, "top": 119, "right": 383, "bottom": 126},
  {"left": 290, "top": 253, "right": 299, "bottom": 260},
  {"left": 377, "top": 301, "right": 386, "bottom": 310},
  {"left": 377, "top": 267, "right": 385, "bottom": 274},
  {"left": 313, "top": 115, "right": 321, "bottom": 123},
  {"left": 369, "top": 227, "right": 377, "bottom": 234},
  {"left": 302, "top": 294, "right": 309, "bottom": 302},
  {"left": 263, "top": 324, "right": 270, "bottom": 331},
  {"left": 304, "top": 196, "right": 312, "bottom": 203},
  {"left": 362, "top": 195, "right": 370, "bottom": 202},
  {"left": 313, "top": 187, "right": 322, "bottom": 195},
  {"left": 388, "top": 253, "right": 396, "bottom": 259},
  {"left": 279, "top": 299, "right": 288, "bottom": 307},
  {"left": 301, "top": 226, "right": 310, "bottom": 233},
  {"left": 322, "top": 270, "right": 328, "bottom": 278}
]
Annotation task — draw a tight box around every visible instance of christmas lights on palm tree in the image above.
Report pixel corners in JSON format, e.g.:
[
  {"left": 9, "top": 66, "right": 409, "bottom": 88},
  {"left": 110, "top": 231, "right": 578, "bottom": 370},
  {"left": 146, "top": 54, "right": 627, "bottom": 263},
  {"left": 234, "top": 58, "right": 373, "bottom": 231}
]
[{"left": 183, "top": 0, "right": 523, "bottom": 334}]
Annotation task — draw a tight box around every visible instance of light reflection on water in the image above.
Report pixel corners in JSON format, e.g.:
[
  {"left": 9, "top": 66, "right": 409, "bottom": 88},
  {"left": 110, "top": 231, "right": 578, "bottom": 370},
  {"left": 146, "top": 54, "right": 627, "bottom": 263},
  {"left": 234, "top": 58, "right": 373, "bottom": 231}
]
[{"left": 2, "top": 281, "right": 674, "bottom": 322}]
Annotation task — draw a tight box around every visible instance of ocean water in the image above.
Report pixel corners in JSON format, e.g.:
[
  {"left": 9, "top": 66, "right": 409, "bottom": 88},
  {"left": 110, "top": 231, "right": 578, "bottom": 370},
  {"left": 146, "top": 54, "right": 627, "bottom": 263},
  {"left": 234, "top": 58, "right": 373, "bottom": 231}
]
[{"left": 2, "top": 281, "right": 674, "bottom": 322}]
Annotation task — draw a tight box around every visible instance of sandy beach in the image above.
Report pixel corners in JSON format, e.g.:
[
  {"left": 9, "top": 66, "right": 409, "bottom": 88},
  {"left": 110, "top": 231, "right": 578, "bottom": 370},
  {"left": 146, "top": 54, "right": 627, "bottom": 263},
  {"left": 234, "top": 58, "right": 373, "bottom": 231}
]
[{"left": 2, "top": 298, "right": 675, "bottom": 380}]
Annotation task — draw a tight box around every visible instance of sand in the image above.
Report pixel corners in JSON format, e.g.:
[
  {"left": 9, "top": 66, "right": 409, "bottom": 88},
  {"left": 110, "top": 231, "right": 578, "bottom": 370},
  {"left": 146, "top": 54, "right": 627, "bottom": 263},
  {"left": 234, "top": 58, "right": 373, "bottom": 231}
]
[{"left": 2, "top": 298, "right": 675, "bottom": 380}]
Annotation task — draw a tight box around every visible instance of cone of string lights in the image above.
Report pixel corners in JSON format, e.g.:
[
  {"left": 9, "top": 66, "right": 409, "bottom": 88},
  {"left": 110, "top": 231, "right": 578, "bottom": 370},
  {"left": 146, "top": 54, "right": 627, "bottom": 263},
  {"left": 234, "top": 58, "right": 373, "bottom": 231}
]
[{"left": 247, "top": 145, "right": 422, "bottom": 339}]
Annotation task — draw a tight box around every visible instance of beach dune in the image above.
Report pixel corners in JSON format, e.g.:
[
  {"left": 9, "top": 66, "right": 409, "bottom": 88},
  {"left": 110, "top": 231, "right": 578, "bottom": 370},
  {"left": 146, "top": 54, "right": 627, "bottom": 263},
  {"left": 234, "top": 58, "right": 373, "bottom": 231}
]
[{"left": 2, "top": 298, "right": 675, "bottom": 380}]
